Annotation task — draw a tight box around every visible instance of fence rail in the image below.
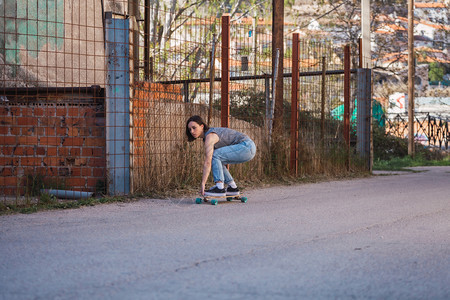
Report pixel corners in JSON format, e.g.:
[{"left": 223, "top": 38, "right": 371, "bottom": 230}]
[
  {"left": 1, "top": 0, "right": 367, "bottom": 202},
  {"left": 384, "top": 113, "right": 449, "bottom": 150}
]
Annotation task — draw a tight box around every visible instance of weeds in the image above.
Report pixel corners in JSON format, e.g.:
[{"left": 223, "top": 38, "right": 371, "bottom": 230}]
[
  {"left": 373, "top": 123, "right": 449, "bottom": 170},
  {"left": 0, "top": 196, "right": 131, "bottom": 215},
  {"left": 373, "top": 154, "right": 450, "bottom": 171}
]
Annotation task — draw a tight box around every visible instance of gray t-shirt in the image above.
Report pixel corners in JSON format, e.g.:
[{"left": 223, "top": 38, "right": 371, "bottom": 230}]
[{"left": 204, "top": 127, "right": 251, "bottom": 149}]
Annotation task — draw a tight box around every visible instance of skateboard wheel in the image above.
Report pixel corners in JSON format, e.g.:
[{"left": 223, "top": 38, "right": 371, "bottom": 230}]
[
  {"left": 195, "top": 198, "right": 202, "bottom": 204},
  {"left": 226, "top": 197, "right": 232, "bottom": 201},
  {"left": 211, "top": 199, "right": 218, "bottom": 205},
  {"left": 240, "top": 197, "right": 248, "bottom": 203}
]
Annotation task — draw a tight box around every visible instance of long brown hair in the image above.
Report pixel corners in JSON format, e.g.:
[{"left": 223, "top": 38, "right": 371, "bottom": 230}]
[{"left": 185, "top": 115, "right": 209, "bottom": 142}]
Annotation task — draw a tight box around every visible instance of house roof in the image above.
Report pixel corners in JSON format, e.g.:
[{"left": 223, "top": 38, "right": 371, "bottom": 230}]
[
  {"left": 379, "top": 51, "right": 450, "bottom": 64},
  {"left": 415, "top": 3, "right": 447, "bottom": 8},
  {"left": 396, "top": 16, "right": 450, "bottom": 30},
  {"left": 375, "top": 23, "right": 407, "bottom": 34}
]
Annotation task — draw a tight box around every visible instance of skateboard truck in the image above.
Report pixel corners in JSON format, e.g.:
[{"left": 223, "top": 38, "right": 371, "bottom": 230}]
[{"left": 195, "top": 195, "right": 248, "bottom": 205}]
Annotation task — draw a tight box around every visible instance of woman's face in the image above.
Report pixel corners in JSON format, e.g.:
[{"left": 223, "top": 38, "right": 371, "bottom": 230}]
[{"left": 188, "top": 121, "right": 204, "bottom": 139}]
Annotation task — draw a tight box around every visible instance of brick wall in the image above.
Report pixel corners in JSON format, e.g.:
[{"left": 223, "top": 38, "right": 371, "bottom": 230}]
[{"left": 0, "top": 88, "right": 106, "bottom": 196}]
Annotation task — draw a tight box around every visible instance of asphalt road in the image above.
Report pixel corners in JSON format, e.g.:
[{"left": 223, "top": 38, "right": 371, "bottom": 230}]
[{"left": 1, "top": 166, "right": 449, "bottom": 300}]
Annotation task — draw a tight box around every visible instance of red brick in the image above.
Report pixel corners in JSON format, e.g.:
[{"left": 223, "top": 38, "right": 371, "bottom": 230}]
[
  {"left": 66, "top": 177, "right": 86, "bottom": 188},
  {"left": 93, "top": 168, "right": 105, "bottom": 177},
  {"left": 66, "top": 117, "right": 84, "bottom": 126},
  {"left": 85, "top": 137, "right": 104, "bottom": 147},
  {"left": 59, "top": 148, "right": 70, "bottom": 156},
  {"left": 93, "top": 148, "right": 105, "bottom": 157},
  {"left": 18, "top": 136, "right": 38, "bottom": 145},
  {"left": 1, "top": 187, "right": 19, "bottom": 195},
  {"left": 88, "top": 158, "right": 106, "bottom": 167},
  {"left": 1, "top": 146, "right": 14, "bottom": 155},
  {"left": 91, "top": 127, "right": 104, "bottom": 137},
  {"left": 21, "top": 157, "right": 41, "bottom": 166},
  {"left": 0, "top": 107, "right": 9, "bottom": 115},
  {"left": 10, "top": 127, "right": 21, "bottom": 135},
  {"left": 75, "top": 158, "right": 88, "bottom": 166},
  {"left": 18, "top": 117, "right": 38, "bottom": 126},
  {"left": 40, "top": 117, "right": 58, "bottom": 127},
  {"left": 34, "top": 107, "right": 44, "bottom": 116},
  {"left": 68, "top": 127, "right": 79, "bottom": 136},
  {"left": 1, "top": 116, "right": 14, "bottom": 125},
  {"left": 57, "top": 167, "right": 70, "bottom": 177},
  {"left": 9, "top": 107, "right": 20, "bottom": 115},
  {"left": 37, "top": 167, "right": 57, "bottom": 176},
  {"left": 82, "top": 147, "right": 94, "bottom": 156},
  {"left": 56, "top": 127, "right": 67, "bottom": 135},
  {"left": 86, "top": 117, "right": 105, "bottom": 127},
  {"left": 2, "top": 136, "right": 16, "bottom": 145},
  {"left": 43, "top": 157, "right": 64, "bottom": 166},
  {"left": 63, "top": 137, "right": 84, "bottom": 147},
  {"left": 68, "top": 107, "right": 81, "bottom": 117},
  {"left": 35, "top": 127, "right": 44, "bottom": 135},
  {"left": 14, "top": 146, "right": 34, "bottom": 156},
  {"left": 21, "top": 107, "right": 33, "bottom": 116},
  {"left": 82, "top": 168, "right": 92, "bottom": 176},
  {"left": 71, "top": 167, "right": 81, "bottom": 176},
  {"left": 43, "top": 107, "right": 56, "bottom": 116},
  {"left": 36, "top": 147, "right": 46, "bottom": 155},
  {"left": 87, "top": 178, "right": 100, "bottom": 188},
  {"left": 0, "top": 157, "right": 19, "bottom": 166},
  {"left": 45, "top": 127, "right": 56, "bottom": 136},
  {"left": 80, "top": 107, "right": 95, "bottom": 116},
  {"left": 0, "top": 127, "right": 8, "bottom": 134},
  {"left": 47, "top": 147, "right": 58, "bottom": 156},
  {"left": 40, "top": 137, "right": 61, "bottom": 146},
  {"left": 71, "top": 167, "right": 92, "bottom": 177},
  {"left": 0, "top": 167, "right": 15, "bottom": 176},
  {"left": 78, "top": 127, "right": 91, "bottom": 136},
  {"left": 0, "top": 177, "right": 17, "bottom": 187},
  {"left": 56, "top": 107, "right": 67, "bottom": 116},
  {"left": 70, "top": 147, "right": 81, "bottom": 156},
  {"left": 22, "top": 126, "right": 36, "bottom": 136}
]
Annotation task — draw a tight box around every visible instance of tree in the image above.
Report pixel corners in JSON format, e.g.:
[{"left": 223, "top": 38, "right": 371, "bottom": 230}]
[{"left": 428, "top": 62, "right": 444, "bottom": 82}]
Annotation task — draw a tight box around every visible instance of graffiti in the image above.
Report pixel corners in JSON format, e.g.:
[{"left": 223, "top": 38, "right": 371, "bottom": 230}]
[{"left": 1, "top": 0, "right": 64, "bottom": 65}]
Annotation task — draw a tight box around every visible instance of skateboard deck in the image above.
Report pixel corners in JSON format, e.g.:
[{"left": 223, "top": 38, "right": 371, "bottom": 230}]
[{"left": 195, "top": 194, "right": 247, "bottom": 205}]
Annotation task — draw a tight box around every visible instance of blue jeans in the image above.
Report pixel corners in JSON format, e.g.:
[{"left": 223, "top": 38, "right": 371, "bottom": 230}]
[{"left": 211, "top": 139, "right": 256, "bottom": 184}]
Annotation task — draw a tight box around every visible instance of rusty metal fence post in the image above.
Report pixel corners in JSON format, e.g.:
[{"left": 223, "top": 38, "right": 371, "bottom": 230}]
[
  {"left": 290, "top": 33, "right": 300, "bottom": 175},
  {"left": 221, "top": 14, "right": 230, "bottom": 128}
]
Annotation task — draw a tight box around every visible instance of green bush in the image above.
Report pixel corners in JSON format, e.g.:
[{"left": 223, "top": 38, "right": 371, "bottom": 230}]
[
  {"left": 373, "top": 124, "right": 408, "bottom": 160},
  {"left": 373, "top": 123, "right": 448, "bottom": 168}
]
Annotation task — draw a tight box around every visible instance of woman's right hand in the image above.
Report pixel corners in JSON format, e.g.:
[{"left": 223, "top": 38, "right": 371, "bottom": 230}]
[{"left": 200, "top": 184, "right": 205, "bottom": 196}]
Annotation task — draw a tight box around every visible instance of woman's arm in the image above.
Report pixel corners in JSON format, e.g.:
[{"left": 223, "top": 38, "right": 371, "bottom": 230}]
[{"left": 201, "top": 132, "right": 219, "bottom": 195}]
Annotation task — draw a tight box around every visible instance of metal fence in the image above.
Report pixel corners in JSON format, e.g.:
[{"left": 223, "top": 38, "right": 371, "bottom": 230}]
[
  {"left": 130, "top": 8, "right": 362, "bottom": 194},
  {"left": 384, "top": 113, "right": 449, "bottom": 150},
  {"left": 1, "top": 0, "right": 107, "bottom": 203},
  {"left": 1, "top": 0, "right": 365, "bottom": 202}
]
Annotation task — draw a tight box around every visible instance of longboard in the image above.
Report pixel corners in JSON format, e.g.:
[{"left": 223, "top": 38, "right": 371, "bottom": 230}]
[{"left": 195, "top": 194, "right": 247, "bottom": 206}]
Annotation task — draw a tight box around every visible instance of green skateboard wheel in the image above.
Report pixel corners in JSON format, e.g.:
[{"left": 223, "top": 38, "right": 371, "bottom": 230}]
[
  {"left": 226, "top": 197, "right": 232, "bottom": 201},
  {"left": 195, "top": 198, "right": 202, "bottom": 204},
  {"left": 211, "top": 199, "right": 218, "bottom": 205},
  {"left": 240, "top": 197, "right": 248, "bottom": 203}
]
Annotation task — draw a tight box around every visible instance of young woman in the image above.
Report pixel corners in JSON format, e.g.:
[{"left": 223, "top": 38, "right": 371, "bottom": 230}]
[{"left": 186, "top": 115, "right": 256, "bottom": 197}]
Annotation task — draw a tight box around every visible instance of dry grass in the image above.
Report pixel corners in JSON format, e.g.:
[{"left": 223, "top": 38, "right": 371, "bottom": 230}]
[{"left": 131, "top": 100, "right": 363, "bottom": 196}]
